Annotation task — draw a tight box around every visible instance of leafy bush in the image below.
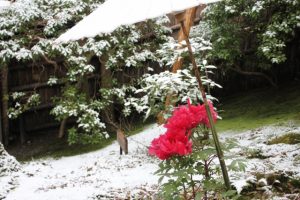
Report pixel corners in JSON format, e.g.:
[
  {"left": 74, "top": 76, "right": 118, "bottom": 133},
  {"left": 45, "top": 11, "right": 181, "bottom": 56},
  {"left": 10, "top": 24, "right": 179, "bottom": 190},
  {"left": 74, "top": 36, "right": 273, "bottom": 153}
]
[{"left": 205, "top": 0, "right": 300, "bottom": 85}]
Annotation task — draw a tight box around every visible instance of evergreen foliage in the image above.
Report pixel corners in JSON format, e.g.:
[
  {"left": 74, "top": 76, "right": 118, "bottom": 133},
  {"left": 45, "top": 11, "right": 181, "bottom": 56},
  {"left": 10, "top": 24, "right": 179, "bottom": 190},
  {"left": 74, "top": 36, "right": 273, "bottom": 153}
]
[
  {"left": 0, "top": 0, "right": 218, "bottom": 144},
  {"left": 205, "top": 0, "right": 300, "bottom": 82}
]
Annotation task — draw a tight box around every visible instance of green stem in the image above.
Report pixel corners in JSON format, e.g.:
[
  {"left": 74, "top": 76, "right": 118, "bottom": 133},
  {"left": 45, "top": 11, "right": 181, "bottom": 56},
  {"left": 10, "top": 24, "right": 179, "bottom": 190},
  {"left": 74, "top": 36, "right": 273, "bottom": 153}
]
[{"left": 180, "top": 21, "right": 230, "bottom": 189}]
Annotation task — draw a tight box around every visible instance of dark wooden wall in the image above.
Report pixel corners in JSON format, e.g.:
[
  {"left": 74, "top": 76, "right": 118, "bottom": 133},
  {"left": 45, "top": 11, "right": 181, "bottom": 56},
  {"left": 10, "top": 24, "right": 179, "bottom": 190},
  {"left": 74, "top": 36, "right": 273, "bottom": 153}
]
[{"left": 6, "top": 60, "right": 69, "bottom": 144}]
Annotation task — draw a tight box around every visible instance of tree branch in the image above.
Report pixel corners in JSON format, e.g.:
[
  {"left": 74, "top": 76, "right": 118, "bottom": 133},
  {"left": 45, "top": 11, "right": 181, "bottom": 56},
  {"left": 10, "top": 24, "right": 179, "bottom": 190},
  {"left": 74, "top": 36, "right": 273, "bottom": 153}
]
[
  {"left": 41, "top": 54, "right": 59, "bottom": 70},
  {"left": 229, "top": 65, "right": 277, "bottom": 87}
]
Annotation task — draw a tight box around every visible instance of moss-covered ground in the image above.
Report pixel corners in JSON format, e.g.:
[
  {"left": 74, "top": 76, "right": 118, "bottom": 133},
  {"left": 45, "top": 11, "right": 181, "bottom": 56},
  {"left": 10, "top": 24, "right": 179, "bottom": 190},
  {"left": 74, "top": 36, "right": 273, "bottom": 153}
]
[{"left": 216, "top": 82, "right": 300, "bottom": 132}]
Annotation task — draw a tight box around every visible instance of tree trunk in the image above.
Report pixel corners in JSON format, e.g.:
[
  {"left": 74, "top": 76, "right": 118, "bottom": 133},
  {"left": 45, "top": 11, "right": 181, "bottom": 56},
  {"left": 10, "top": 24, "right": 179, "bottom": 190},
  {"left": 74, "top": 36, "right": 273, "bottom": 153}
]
[
  {"left": 1, "top": 65, "right": 9, "bottom": 146},
  {"left": 99, "top": 58, "right": 116, "bottom": 132},
  {"left": 58, "top": 118, "right": 67, "bottom": 138},
  {"left": 229, "top": 65, "right": 277, "bottom": 87}
]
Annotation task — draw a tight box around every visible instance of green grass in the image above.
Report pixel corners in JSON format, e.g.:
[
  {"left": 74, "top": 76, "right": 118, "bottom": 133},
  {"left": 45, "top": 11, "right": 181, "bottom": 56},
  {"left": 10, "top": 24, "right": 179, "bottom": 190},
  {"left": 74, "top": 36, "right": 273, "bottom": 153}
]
[{"left": 216, "top": 82, "right": 300, "bottom": 132}]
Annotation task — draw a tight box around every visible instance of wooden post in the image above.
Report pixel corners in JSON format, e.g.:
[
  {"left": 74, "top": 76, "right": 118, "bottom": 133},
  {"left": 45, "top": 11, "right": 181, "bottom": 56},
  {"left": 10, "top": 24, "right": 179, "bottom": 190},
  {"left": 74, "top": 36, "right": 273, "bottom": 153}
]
[
  {"left": 172, "top": 7, "right": 199, "bottom": 72},
  {"left": 180, "top": 21, "right": 231, "bottom": 189},
  {"left": 1, "top": 65, "right": 9, "bottom": 146},
  {"left": 117, "top": 129, "right": 128, "bottom": 155},
  {"left": 157, "top": 6, "right": 206, "bottom": 124}
]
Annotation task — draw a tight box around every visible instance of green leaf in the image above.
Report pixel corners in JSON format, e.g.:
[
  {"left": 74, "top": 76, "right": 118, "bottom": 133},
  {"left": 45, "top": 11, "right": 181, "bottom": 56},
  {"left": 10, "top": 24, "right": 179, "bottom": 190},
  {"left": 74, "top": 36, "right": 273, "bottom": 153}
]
[{"left": 195, "top": 193, "right": 203, "bottom": 200}]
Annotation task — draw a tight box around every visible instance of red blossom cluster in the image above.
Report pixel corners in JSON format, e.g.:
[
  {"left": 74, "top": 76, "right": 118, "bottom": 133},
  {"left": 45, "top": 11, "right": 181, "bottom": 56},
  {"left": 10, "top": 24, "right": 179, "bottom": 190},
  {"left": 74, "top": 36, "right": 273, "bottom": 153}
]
[{"left": 149, "top": 100, "right": 218, "bottom": 160}]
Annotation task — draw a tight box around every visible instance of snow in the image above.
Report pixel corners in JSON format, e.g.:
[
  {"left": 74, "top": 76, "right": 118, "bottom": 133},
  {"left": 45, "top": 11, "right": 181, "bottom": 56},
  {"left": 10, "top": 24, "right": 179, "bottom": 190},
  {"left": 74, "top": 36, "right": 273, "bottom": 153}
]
[
  {"left": 56, "top": 0, "right": 221, "bottom": 42},
  {"left": 1, "top": 124, "right": 300, "bottom": 199},
  {"left": 2, "top": 124, "right": 165, "bottom": 200},
  {"left": 0, "top": 143, "right": 20, "bottom": 199},
  {"left": 225, "top": 125, "right": 300, "bottom": 195},
  {"left": 231, "top": 179, "right": 249, "bottom": 194},
  {"left": 0, "top": 1, "right": 10, "bottom": 11}
]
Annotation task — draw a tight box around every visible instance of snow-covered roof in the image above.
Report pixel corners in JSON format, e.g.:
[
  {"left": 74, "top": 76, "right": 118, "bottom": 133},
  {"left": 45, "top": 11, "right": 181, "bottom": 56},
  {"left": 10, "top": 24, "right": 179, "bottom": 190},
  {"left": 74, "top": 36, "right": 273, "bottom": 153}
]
[
  {"left": 0, "top": 0, "right": 11, "bottom": 12},
  {"left": 56, "top": 0, "right": 221, "bottom": 43}
]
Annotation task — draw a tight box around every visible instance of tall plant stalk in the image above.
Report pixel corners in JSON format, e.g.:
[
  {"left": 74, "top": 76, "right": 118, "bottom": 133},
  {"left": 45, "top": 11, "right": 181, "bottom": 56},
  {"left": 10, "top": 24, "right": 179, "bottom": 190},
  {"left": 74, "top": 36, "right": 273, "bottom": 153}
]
[{"left": 180, "top": 21, "right": 231, "bottom": 189}]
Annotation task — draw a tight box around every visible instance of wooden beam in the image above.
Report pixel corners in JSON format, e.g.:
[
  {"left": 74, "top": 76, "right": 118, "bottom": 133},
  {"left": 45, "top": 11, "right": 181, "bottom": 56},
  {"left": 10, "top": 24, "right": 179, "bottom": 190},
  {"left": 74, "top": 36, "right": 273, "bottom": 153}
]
[
  {"left": 25, "top": 102, "right": 54, "bottom": 112},
  {"left": 10, "top": 74, "right": 100, "bottom": 92},
  {"left": 157, "top": 6, "right": 206, "bottom": 124},
  {"left": 169, "top": 17, "right": 202, "bottom": 31},
  {"left": 10, "top": 81, "right": 63, "bottom": 92},
  {"left": 173, "top": 5, "right": 206, "bottom": 73},
  {"left": 25, "top": 122, "right": 60, "bottom": 132},
  {"left": 174, "top": 12, "right": 186, "bottom": 24}
]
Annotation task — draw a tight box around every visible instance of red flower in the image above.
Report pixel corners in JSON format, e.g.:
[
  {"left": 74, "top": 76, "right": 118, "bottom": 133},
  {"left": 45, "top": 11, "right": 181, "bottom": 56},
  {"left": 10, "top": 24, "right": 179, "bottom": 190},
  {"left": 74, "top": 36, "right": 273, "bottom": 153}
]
[
  {"left": 148, "top": 100, "right": 218, "bottom": 160},
  {"left": 165, "top": 100, "right": 217, "bottom": 130},
  {"left": 186, "top": 100, "right": 218, "bottom": 128},
  {"left": 148, "top": 131, "right": 192, "bottom": 160}
]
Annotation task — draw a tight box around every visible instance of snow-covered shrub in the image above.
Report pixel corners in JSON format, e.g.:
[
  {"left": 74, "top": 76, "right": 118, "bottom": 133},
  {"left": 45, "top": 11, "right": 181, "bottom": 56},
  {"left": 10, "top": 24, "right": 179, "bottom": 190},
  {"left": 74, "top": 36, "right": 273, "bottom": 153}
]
[
  {"left": 0, "top": 0, "right": 220, "bottom": 144},
  {"left": 0, "top": 0, "right": 171, "bottom": 143},
  {"left": 205, "top": 0, "right": 300, "bottom": 78},
  {"left": 0, "top": 143, "right": 20, "bottom": 176},
  {"left": 8, "top": 92, "right": 40, "bottom": 119}
]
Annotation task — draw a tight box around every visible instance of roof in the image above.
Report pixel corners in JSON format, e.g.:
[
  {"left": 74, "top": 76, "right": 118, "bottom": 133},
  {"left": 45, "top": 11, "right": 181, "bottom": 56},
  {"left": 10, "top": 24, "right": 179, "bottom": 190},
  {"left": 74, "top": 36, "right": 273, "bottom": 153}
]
[
  {"left": 56, "top": 0, "right": 221, "bottom": 42},
  {"left": 0, "top": 0, "right": 11, "bottom": 12}
]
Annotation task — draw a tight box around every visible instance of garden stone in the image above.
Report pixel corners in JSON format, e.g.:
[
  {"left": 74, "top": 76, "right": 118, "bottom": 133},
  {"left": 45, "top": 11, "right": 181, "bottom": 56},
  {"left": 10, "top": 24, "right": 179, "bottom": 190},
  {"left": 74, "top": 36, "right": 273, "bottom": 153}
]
[{"left": 257, "top": 178, "right": 268, "bottom": 187}]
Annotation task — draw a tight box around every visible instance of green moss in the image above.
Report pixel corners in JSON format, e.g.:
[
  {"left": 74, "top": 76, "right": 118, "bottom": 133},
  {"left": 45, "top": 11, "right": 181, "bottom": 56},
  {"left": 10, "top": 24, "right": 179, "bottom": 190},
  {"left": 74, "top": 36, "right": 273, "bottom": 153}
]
[
  {"left": 244, "top": 148, "right": 269, "bottom": 159},
  {"left": 289, "top": 178, "right": 300, "bottom": 189},
  {"left": 216, "top": 83, "right": 300, "bottom": 132},
  {"left": 267, "top": 132, "right": 300, "bottom": 145}
]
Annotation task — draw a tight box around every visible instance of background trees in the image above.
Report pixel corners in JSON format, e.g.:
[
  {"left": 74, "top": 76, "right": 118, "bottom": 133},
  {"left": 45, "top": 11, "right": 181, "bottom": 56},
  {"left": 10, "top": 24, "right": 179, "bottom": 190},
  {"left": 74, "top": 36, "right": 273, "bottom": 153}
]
[
  {"left": 206, "top": 0, "right": 300, "bottom": 90},
  {"left": 0, "top": 0, "right": 299, "bottom": 145}
]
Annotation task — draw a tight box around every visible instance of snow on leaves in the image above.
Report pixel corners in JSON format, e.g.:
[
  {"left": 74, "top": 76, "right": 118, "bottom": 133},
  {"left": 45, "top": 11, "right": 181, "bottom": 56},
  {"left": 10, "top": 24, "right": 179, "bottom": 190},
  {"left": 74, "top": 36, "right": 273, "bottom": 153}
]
[{"left": 0, "top": 0, "right": 219, "bottom": 144}]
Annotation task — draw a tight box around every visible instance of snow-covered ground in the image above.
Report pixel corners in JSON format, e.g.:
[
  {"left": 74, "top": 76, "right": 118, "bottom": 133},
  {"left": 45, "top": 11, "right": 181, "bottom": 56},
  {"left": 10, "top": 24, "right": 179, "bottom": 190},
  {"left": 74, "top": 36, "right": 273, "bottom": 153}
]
[
  {"left": 226, "top": 125, "right": 300, "bottom": 177},
  {"left": 1, "top": 125, "right": 165, "bottom": 200},
  {"left": 224, "top": 125, "right": 300, "bottom": 197},
  {"left": 1, "top": 123, "right": 300, "bottom": 199}
]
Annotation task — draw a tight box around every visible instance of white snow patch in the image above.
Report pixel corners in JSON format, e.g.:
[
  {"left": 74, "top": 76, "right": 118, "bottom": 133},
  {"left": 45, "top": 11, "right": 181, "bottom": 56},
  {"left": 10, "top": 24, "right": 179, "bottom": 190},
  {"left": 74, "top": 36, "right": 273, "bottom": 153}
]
[
  {"left": 56, "top": 0, "right": 221, "bottom": 42},
  {"left": 0, "top": 0, "right": 10, "bottom": 11},
  {"left": 2, "top": 124, "right": 165, "bottom": 200},
  {"left": 2, "top": 124, "right": 300, "bottom": 199},
  {"left": 0, "top": 143, "right": 20, "bottom": 199},
  {"left": 225, "top": 125, "right": 300, "bottom": 196}
]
